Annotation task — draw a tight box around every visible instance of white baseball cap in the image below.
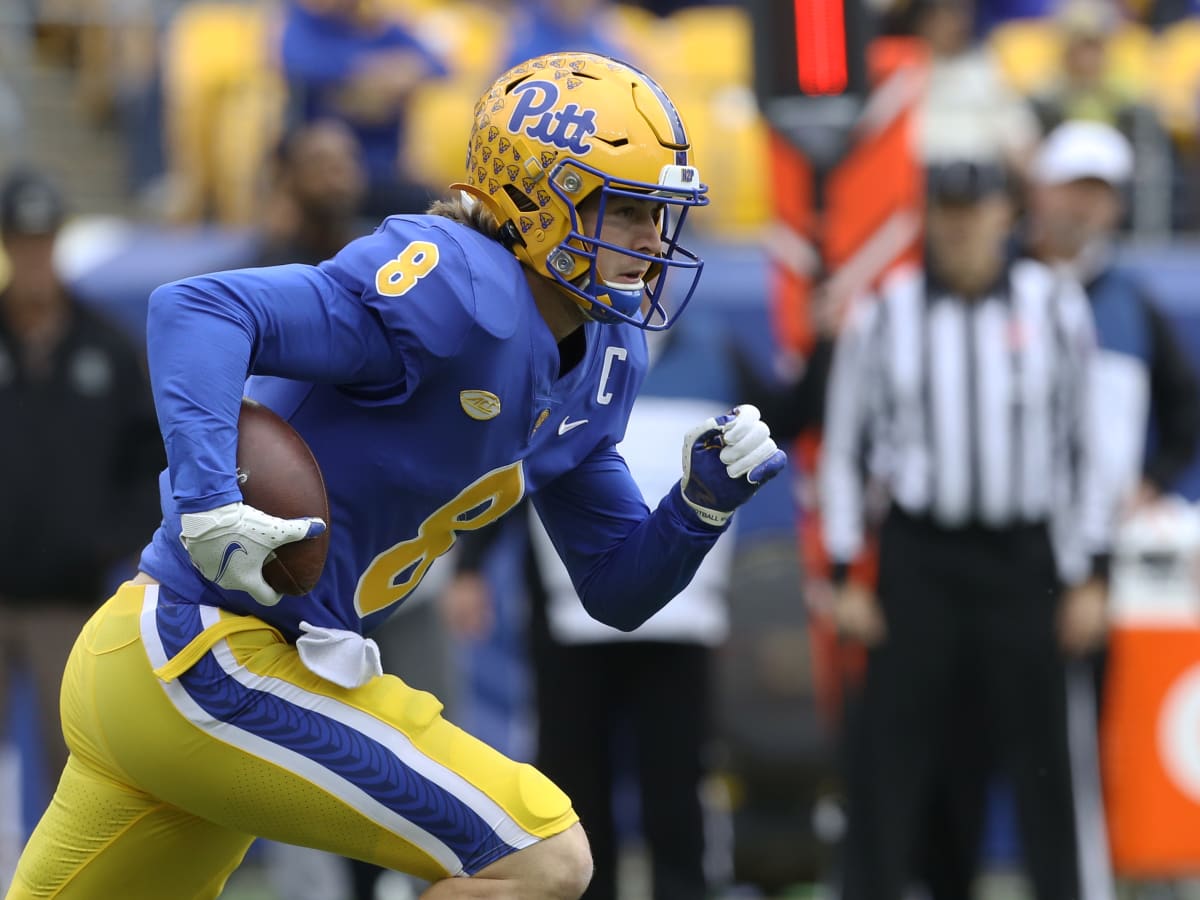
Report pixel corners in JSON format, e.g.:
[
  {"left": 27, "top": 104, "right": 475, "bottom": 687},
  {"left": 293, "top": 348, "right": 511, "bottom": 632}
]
[{"left": 1031, "top": 120, "right": 1134, "bottom": 187}]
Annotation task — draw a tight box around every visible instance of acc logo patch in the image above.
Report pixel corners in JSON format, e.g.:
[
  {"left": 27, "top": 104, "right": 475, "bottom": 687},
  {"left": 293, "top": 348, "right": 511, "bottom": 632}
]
[{"left": 460, "top": 390, "right": 502, "bottom": 421}]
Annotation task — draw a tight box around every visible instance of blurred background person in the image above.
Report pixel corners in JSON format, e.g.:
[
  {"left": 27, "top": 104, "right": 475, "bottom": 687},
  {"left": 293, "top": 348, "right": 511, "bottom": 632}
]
[
  {"left": 1029, "top": 0, "right": 1151, "bottom": 140},
  {"left": 1026, "top": 119, "right": 1200, "bottom": 515},
  {"left": 1024, "top": 118, "right": 1200, "bottom": 900},
  {"left": 500, "top": 0, "right": 630, "bottom": 71},
  {"left": 1026, "top": 0, "right": 1176, "bottom": 236},
  {"left": 905, "top": 0, "right": 1041, "bottom": 172},
  {"left": 278, "top": 0, "right": 447, "bottom": 220},
  {"left": 256, "top": 117, "right": 372, "bottom": 268},
  {"left": 821, "top": 160, "right": 1109, "bottom": 900},
  {"left": 0, "top": 165, "right": 164, "bottom": 889}
]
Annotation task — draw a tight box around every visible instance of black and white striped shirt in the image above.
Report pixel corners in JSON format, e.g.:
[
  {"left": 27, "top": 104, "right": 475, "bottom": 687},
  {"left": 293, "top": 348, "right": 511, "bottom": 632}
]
[{"left": 819, "top": 258, "right": 1110, "bottom": 583}]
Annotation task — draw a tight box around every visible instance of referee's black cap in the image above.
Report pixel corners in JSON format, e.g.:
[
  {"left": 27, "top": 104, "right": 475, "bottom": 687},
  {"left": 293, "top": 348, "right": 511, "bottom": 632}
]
[
  {"left": 925, "top": 160, "right": 1011, "bottom": 205},
  {"left": 0, "top": 166, "right": 66, "bottom": 237}
]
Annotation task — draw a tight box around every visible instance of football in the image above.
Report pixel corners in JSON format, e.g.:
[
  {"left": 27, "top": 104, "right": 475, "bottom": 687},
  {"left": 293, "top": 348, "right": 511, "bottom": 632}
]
[{"left": 236, "top": 397, "right": 331, "bottom": 595}]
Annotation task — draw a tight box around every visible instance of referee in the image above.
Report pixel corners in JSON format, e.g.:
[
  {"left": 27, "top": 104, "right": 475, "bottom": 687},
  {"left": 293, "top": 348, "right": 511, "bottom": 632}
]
[{"left": 820, "top": 159, "right": 1110, "bottom": 900}]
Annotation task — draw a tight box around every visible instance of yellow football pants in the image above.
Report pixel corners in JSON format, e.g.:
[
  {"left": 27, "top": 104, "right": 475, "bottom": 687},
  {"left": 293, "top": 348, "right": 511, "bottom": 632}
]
[{"left": 6, "top": 582, "right": 576, "bottom": 899}]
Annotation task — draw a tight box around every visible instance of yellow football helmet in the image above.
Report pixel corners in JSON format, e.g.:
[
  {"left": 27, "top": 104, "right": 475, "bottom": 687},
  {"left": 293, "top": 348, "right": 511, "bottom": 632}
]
[{"left": 453, "top": 52, "right": 708, "bottom": 330}]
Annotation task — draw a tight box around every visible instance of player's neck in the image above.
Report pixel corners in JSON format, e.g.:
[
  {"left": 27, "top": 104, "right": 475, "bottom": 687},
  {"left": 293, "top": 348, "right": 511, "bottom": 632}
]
[{"left": 526, "top": 270, "right": 586, "bottom": 343}]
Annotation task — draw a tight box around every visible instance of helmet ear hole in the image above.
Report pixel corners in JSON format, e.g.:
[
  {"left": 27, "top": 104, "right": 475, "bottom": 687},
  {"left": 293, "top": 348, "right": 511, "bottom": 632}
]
[{"left": 502, "top": 184, "right": 537, "bottom": 213}]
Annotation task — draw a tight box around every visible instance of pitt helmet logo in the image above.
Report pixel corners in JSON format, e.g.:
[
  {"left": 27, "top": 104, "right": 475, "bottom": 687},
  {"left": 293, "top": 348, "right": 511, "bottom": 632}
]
[
  {"left": 507, "top": 80, "right": 598, "bottom": 155},
  {"left": 460, "top": 390, "right": 501, "bottom": 421}
]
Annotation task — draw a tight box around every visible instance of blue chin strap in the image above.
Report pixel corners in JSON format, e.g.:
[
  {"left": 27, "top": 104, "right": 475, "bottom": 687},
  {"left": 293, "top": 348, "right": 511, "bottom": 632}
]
[{"left": 542, "top": 161, "right": 708, "bottom": 331}]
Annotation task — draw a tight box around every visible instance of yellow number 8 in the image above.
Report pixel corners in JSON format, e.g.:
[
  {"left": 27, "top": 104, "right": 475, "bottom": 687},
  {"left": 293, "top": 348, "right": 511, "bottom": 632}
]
[
  {"left": 375, "top": 240, "right": 440, "bottom": 297},
  {"left": 354, "top": 461, "right": 526, "bottom": 617}
]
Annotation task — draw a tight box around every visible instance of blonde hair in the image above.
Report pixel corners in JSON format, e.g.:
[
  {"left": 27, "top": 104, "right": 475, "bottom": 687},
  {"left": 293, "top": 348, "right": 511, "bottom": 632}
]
[{"left": 426, "top": 192, "right": 502, "bottom": 240}]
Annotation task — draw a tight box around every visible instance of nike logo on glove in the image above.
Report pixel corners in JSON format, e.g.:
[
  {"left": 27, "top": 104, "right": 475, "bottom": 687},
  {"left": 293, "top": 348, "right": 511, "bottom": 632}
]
[
  {"left": 214, "top": 541, "right": 247, "bottom": 582},
  {"left": 558, "top": 416, "right": 588, "bottom": 436}
]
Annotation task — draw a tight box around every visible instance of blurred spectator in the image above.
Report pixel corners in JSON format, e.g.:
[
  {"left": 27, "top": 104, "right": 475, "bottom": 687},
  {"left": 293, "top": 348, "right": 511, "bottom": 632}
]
[
  {"left": 973, "top": 0, "right": 1055, "bottom": 34},
  {"left": 821, "top": 160, "right": 1108, "bottom": 900},
  {"left": 1020, "top": 114, "right": 1200, "bottom": 900},
  {"left": 1029, "top": 0, "right": 1144, "bottom": 135},
  {"left": 1129, "top": 0, "right": 1200, "bottom": 29},
  {"left": 279, "top": 0, "right": 447, "bottom": 220},
  {"left": 443, "top": 321, "right": 738, "bottom": 900},
  {"left": 1026, "top": 120, "right": 1200, "bottom": 511},
  {"left": 257, "top": 118, "right": 372, "bottom": 268},
  {"left": 1027, "top": 0, "right": 1175, "bottom": 233},
  {"left": 0, "top": 166, "right": 164, "bottom": 809},
  {"left": 501, "top": 0, "right": 629, "bottom": 71},
  {"left": 907, "top": 0, "right": 1041, "bottom": 171}
]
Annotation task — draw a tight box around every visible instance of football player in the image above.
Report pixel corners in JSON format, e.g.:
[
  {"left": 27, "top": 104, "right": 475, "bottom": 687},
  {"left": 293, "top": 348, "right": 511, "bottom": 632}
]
[{"left": 7, "top": 53, "right": 785, "bottom": 900}]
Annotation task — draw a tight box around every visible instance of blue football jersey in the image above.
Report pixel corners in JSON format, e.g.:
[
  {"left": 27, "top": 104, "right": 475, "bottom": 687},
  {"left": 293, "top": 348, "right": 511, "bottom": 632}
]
[{"left": 139, "top": 215, "right": 722, "bottom": 639}]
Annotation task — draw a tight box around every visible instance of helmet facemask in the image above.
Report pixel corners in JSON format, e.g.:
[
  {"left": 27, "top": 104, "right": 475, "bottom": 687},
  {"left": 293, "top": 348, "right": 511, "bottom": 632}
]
[{"left": 546, "top": 159, "right": 706, "bottom": 331}]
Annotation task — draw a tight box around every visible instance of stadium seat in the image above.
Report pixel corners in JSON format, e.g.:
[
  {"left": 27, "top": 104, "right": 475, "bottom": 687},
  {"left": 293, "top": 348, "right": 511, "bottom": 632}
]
[
  {"left": 161, "top": 2, "right": 286, "bottom": 225},
  {"left": 1149, "top": 18, "right": 1200, "bottom": 137},
  {"left": 671, "top": 86, "right": 770, "bottom": 239},
  {"left": 404, "top": 78, "right": 479, "bottom": 196},
  {"left": 607, "top": 2, "right": 660, "bottom": 62},
  {"left": 407, "top": 1, "right": 508, "bottom": 86},
  {"left": 988, "top": 17, "right": 1062, "bottom": 94},
  {"left": 656, "top": 4, "right": 754, "bottom": 95},
  {"left": 1106, "top": 22, "right": 1153, "bottom": 99}
]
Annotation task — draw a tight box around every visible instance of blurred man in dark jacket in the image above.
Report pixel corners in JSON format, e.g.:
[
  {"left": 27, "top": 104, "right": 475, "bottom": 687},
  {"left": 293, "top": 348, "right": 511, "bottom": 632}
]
[{"left": 0, "top": 166, "right": 164, "bottom": 799}]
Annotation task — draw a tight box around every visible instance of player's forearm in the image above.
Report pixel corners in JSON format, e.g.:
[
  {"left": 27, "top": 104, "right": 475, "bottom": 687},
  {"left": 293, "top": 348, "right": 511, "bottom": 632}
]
[
  {"left": 147, "top": 279, "right": 255, "bottom": 512},
  {"left": 574, "top": 483, "right": 724, "bottom": 631}
]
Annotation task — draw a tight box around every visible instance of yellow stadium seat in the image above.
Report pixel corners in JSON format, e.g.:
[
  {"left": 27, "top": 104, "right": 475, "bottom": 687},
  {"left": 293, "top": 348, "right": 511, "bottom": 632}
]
[
  {"left": 988, "top": 17, "right": 1062, "bottom": 94},
  {"left": 656, "top": 4, "right": 754, "bottom": 95},
  {"left": 608, "top": 3, "right": 661, "bottom": 63},
  {"left": 403, "top": 78, "right": 479, "bottom": 194},
  {"left": 672, "top": 87, "right": 769, "bottom": 239},
  {"left": 1106, "top": 22, "right": 1153, "bottom": 98},
  {"left": 162, "top": 2, "right": 286, "bottom": 225},
  {"left": 1150, "top": 18, "right": 1200, "bottom": 136},
  {"left": 409, "top": 1, "right": 509, "bottom": 85}
]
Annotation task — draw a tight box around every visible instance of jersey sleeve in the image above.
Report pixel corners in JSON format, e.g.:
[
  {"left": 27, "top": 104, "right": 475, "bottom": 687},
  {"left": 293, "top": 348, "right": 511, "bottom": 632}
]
[
  {"left": 146, "top": 217, "right": 480, "bottom": 513},
  {"left": 323, "top": 216, "right": 480, "bottom": 392},
  {"left": 532, "top": 445, "right": 723, "bottom": 631}
]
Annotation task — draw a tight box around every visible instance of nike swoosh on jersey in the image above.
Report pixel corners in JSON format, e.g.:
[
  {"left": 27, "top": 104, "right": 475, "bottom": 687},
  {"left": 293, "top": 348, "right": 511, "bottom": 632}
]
[
  {"left": 558, "top": 416, "right": 588, "bottom": 436},
  {"left": 214, "top": 541, "right": 248, "bottom": 582}
]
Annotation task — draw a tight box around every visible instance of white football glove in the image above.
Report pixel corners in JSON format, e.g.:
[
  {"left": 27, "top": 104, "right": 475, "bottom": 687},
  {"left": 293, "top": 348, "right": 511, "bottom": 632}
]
[
  {"left": 680, "top": 404, "right": 787, "bottom": 527},
  {"left": 180, "top": 501, "right": 327, "bottom": 607}
]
